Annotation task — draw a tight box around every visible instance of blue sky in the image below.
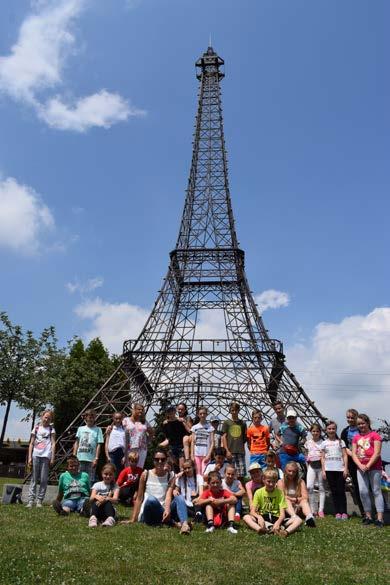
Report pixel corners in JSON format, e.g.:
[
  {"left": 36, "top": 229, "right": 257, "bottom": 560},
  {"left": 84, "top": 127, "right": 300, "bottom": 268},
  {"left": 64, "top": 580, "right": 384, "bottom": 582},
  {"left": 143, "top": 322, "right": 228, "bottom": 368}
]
[{"left": 1, "top": 0, "right": 389, "bottom": 440}]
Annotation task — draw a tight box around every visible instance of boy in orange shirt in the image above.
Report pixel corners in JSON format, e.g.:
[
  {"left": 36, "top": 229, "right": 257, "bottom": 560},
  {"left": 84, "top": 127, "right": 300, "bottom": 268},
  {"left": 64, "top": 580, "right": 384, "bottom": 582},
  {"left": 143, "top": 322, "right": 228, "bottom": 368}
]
[{"left": 247, "top": 410, "right": 270, "bottom": 469}]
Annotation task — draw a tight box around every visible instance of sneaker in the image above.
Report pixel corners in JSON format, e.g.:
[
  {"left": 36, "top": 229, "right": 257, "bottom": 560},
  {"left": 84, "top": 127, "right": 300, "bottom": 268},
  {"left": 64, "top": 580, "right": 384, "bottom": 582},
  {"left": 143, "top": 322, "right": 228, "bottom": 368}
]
[
  {"left": 234, "top": 513, "right": 241, "bottom": 522},
  {"left": 194, "top": 511, "right": 203, "bottom": 523},
  {"left": 306, "top": 516, "right": 316, "bottom": 528},
  {"left": 80, "top": 500, "right": 91, "bottom": 517},
  {"left": 88, "top": 515, "right": 98, "bottom": 528},
  {"left": 36, "top": 502, "right": 43, "bottom": 508},
  {"left": 52, "top": 500, "right": 68, "bottom": 516},
  {"left": 362, "top": 517, "right": 373, "bottom": 526},
  {"left": 205, "top": 525, "right": 215, "bottom": 533},
  {"left": 341, "top": 513, "right": 348, "bottom": 521},
  {"left": 26, "top": 502, "right": 34, "bottom": 508},
  {"left": 102, "top": 516, "right": 115, "bottom": 527},
  {"left": 318, "top": 511, "right": 325, "bottom": 518},
  {"left": 227, "top": 525, "right": 238, "bottom": 534},
  {"left": 335, "top": 514, "right": 342, "bottom": 520},
  {"left": 374, "top": 520, "right": 384, "bottom": 528}
]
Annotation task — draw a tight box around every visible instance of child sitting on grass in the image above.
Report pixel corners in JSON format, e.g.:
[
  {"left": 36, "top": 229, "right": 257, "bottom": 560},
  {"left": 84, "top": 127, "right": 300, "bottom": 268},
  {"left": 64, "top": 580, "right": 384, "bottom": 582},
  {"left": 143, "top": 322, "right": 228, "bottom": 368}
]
[
  {"left": 243, "top": 469, "right": 302, "bottom": 537},
  {"left": 53, "top": 455, "right": 90, "bottom": 516},
  {"left": 196, "top": 471, "right": 238, "bottom": 534},
  {"left": 245, "top": 463, "right": 264, "bottom": 508},
  {"left": 278, "top": 461, "right": 316, "bottom": 527},
  {"left": 203, "top": 447, "right": 229, "bottom": 486},
  {"left": 88, "top": 463, "right": 119, "bottom": 528},
  {"left": 117, "top": 451, "right": 143, "bottom": 505},
  {"left": 265, "top": 450, "right": 284, "bottom": 480},
  {"left": 222, "top": 464, "right": 246, "bottom": 521}
]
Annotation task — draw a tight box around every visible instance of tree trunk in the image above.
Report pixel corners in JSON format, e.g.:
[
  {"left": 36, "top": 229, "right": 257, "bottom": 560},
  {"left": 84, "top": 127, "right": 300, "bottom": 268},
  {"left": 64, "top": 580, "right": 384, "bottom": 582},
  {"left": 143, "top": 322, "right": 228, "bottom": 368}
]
[
  {"left": 30, "top": 410, "right": 37, "bottom": 432},
  {"left": 0, "top": 395, "right": 13, "bottom": 446}
]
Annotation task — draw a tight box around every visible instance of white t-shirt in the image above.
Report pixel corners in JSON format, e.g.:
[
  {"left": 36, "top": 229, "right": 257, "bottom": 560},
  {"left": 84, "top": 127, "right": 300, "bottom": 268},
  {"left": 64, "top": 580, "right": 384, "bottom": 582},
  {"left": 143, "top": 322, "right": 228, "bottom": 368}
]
[
  {"left": 31, "top": 424, "right": 55, "bottom": 458},
  {"left": 222, "top": 478, "right": 241, "bottom": 494},
  {"left": 108, "top": 425, "right": 126, "bottom": 452},
  {"left": 191, "top": 422, "right": 213, "bottom": 457},
  {"left": 175, "top": 475, "right": 197, "bottom": 506},
  {"left": 321, "top": 439, "right": 346, "bottom": 472},
  {"left": 123, "top": 418, "right": 151, "bottom": 451},
  {"left": 91, "top": 481, "right": 119, "bottom": 497},
  {"left": 204, "top": 461, "right": 229, "bottom": 478}
]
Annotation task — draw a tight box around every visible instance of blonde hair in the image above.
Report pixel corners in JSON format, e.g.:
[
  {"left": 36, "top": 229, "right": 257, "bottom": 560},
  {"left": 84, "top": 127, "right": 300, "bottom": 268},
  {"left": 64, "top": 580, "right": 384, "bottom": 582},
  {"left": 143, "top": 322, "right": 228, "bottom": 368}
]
[
  {"left": 283, "top": 461, "right": 302, "bottom": 497},
  {"left": 263, "top": 469, "right": 278, "bottom": 482}
]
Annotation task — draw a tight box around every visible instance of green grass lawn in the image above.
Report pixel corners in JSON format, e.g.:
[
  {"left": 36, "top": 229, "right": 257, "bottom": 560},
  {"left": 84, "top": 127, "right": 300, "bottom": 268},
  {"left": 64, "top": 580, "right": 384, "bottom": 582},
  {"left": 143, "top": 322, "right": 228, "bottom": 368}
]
[{"left": 0, "top": 493, "right": 389, "bottom": 585}]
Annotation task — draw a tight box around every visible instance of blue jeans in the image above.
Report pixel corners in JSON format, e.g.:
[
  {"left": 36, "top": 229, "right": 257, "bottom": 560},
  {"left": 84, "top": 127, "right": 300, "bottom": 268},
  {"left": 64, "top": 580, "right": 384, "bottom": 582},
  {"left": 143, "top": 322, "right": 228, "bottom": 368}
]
[
  {"left": 249, "top": 454, "right": 267, "bottom": 469},
  {"left": 109, "top": 447, "right": 124, "bottom": 476},
  {"left": 235, "top": 496, "right": 243, "bottom": 516},
  {"left": 279, "top": 451, "right": 306, "bottom": 471},
  {"left": 141, "top": 495, "right": 189, "bottom": 526},
  {"left": 28, "top": 457, "right": 50, "bottom": 503},
  {"left": 170, "top": 495, "right": 189, "bottom": 523},
  {"left": 62, "top": 497, "right": 88, "bottom": 512}
]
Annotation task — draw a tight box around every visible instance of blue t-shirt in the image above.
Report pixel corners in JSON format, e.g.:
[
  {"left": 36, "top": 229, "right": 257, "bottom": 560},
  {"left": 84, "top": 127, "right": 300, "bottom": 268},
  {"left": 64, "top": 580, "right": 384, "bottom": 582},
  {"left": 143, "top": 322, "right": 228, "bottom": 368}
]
[
  {"left": 76, "top": 425, "right": 104, "bottom": 462},
  {"left": 278, "top": 423, "right": 306, "bottom": 452}
]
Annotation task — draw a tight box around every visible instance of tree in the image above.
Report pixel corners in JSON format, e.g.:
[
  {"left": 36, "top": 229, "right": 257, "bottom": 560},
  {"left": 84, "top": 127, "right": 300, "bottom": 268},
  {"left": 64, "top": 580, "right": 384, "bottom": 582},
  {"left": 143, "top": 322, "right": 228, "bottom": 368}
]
[
  {"left": 52, "top": 337, "right": 116, "bottom": 436},
  {"left": 0, "top": 312, "right": 25, "bottom": 446},
  {"left": 17, "top": 327, "right": 65, "bottom": 430}
]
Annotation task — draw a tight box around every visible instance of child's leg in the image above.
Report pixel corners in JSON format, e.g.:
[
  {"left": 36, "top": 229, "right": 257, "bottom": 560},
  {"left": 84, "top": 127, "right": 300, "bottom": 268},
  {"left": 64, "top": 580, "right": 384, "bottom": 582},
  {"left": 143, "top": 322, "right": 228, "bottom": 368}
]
[
  {"left": 316, "top": 468, "right": 325, "bottom": 513},
  {"left": 119, "top": 484, "right": 137, "bottom": 504},
  {"left": 28, "top": 457, "right": 39, "bottom": 504},
  {"left": 171, "top": 495, "right": 189, "bottom": 526},
  {"left": 99, "top": 501, "right": 116, "bottom": 522},
  {"left": 227, "top": 504, "right": 235, "bottom": 522},
  {"left": 204, "top": 504, "right": 214, "bottom": 523},
  {"left": 242, "top": 514, "right": 266, "bottom": 534},
  {"left": 348, "top": 460, "right": 365, "bottom": 516},
  {"left": 299, "top": 498, "right": 314, "bottom": 519},
  {"left": 285, "top": 515, "right": 303, "bottom": 534},
  {"left": 137, "top": 449, "right": 147, "bottom": 469},
  {"left": 79, "top": 461, "right": 94, "bottom": 484},
  {"left": 195, "top": 455, "right": 205, "bottom": 487},
  {"left": 326, "top": 471, "right": 341, "bottom": 514},
  {"left": 334, "top": 472, "right": 347, "bottom": 515},
  {"left": 368, "top": 470, "right": 384, "bottom": 521},
  {"left": 37, "top": 457, "right": 50, "bottom": 503},
  {"left": 235, "top": 496, "right": 243, "bottom": 517},
  {"left": 306, "top": 465, "right": 317, "bottom": 513}
]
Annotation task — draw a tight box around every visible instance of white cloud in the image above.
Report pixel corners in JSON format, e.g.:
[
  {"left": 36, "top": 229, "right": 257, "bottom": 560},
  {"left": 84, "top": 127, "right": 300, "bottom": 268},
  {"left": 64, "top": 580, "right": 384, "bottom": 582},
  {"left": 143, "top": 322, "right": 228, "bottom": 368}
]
[
  {"left": 75, "top": 297, "right": 149, "bottom": 353},
  {"left": 255, "top": 289, "right": 290, "bottom": 312},
  {"left": 66, "top": 276, "right": 104, "bottom": 295},
  {"left": 0, "top": 176, "right": 55, "bottom": 253},
  {"left": 0, "top": 0, "right": 83, "bottom": 102},
  {"left": 0, "top": 0, "right": 145, "bottom": 131},
  {"left": 38, "top": 90, "right": 145, "bottom": 132},
  {"left": 287, "top": 307, "right": 390, "bottom": 429}
]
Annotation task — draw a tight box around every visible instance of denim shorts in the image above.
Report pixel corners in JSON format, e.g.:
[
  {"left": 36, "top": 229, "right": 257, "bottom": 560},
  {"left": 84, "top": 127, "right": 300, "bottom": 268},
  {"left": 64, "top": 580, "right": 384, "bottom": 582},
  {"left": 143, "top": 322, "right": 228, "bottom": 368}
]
[{"left": 62, "top": 497, "right": 87, "bottom": 512}]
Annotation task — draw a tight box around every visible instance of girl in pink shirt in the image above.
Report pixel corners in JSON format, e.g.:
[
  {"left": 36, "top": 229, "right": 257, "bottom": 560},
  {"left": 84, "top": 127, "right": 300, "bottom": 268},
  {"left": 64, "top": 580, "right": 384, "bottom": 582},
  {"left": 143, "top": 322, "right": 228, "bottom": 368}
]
[{"left": 352, "top": 413, "right": 384, "bottom": 528}]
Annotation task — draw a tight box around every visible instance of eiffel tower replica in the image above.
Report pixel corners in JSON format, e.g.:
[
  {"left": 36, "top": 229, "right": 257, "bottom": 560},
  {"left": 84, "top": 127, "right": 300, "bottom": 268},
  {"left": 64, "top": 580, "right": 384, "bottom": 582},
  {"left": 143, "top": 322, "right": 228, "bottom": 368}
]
[{"left": 53, "top": 46, "right": 325, "bottom": 471}]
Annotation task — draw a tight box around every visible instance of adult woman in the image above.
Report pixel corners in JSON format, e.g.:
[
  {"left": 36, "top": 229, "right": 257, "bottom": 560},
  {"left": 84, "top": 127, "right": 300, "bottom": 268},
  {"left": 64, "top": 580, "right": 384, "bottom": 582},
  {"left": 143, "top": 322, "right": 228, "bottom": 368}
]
[
  {"left": 352, "top": 414, "right": 384, "bottom": 527},
  {"left": 123, "top": 403, "right": 154, "bottom": 469},
  {"left": 130, "top": 449, "right": 191, "bottom": 533}
]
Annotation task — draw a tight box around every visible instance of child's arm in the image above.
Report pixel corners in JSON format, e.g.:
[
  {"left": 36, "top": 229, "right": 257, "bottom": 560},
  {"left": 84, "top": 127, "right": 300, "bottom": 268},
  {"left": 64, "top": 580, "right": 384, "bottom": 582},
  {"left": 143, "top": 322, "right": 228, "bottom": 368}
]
[
  {"left": 117, "top": 468, "right": 127, "bottom": 487},
  {"left": 73, "top": 438, "right": 79, "bottom": 456},
  {"left": 222, "top": 432, "right": 231, "bottom": 459},
  {"left": 272, "top": 508, "right": 286, "bottom": 532},
  {"left": 50, "top": 432, "right": 56, "bottom": 466},
  {"left": 162, "top": 482, "right": 174, "bottom": 522},
  {"left": 204, "top": 431, "right": 214, "bottom": 464},
  {"left": 27, "top": 433, "right": 35, "bottom": 466},
  {"left": 196, "top": 491, "right": 214, "bottom": 506},
  {"left": 104, "top": 427, "right": 111, "bottom": 461},
  {"left": 321, "top": 448, "right": 326, "bottom": 480},
  {"left": 108, "top": 487, "right": 120, "bottom": 504},
  {"left": 245, "top": 483, "right": 254, "bottom": 506},
  {"left": 93, "top": 443, "right": 101, "bottom": 469},
  {"left": 341, "top": 447, "right": 348, "bottom": 477},
  {"left": 234, "top": 481, "right": 246, "bottom": 498},
  {"left": 190, "top": 431, "right": 195, "bottom": 459},
  {"left": 365, "top": 440, "right": 381, "bottom": 471},
  {"left": 215, "top": 492, "right": 237, "bottom": 506},
  {"left": 130, "top": 471, "right": 147, "bottom": 523},
  {"left": 159, "top": 438, "right": 169, "bottom": 448},
  {"left": 299, "top": 479, "right": 309, "bottom": 502}
]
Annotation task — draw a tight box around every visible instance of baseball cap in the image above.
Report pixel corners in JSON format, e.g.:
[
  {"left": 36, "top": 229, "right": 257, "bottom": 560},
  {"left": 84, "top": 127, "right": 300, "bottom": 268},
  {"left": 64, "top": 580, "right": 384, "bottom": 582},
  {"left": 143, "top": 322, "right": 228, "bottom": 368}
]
[{"left": 286, "top": 408, "right": 297, "bottom": 418}]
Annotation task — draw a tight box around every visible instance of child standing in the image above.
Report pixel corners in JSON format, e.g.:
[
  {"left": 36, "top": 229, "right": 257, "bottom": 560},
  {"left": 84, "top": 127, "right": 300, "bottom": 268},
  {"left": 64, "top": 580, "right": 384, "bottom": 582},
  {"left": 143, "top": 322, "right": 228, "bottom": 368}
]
[
  {"left": 27, "top": 409, "right": 56, "bottom": 507},
  {"left": 352, "top": 413, "right": 384, "bottom": 528},
  {"left": 73, "top": 409, "right": 104, "bottom": 483},
  {"left": 222, "top": 402, "right": 247, "bottom": 482},
  {"left": 222, "top": 464, "right": 246, "bottom": 521},
  {"left": 243, "top": 469, "right": 302, "bottom": 537},
  {"left": 197, "top": 471, "right": 238, "bottom": 534},
  {"left": 279, "top": 461, "right": 316, "bottom": 527},
  {"left": 105, "top": 412, "right": 126, "bottom": 476},
  {"left": 191, "top": 406, "right": 214, "bottom": 486},
  {"left": 321, "top": 420, "right": 348, "bottom": 519},
  {"left": 88, "top": 463, "right": 120, "bottom": 528},
  {"left": 53, "top": 455, "right": 90, "bottom": 516},
  {"left": 304, "top": 423, "right": 325, "bottom": 517},
  {"left": 246, "top": 410, "right": 270, "bottom": 468}
]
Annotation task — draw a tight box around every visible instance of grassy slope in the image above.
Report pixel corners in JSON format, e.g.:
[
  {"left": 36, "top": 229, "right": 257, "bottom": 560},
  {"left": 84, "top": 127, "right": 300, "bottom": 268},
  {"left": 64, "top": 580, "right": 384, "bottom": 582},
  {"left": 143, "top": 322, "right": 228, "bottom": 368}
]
[{"left": 0, "top": 501, "right": 389, "bottom": 585}]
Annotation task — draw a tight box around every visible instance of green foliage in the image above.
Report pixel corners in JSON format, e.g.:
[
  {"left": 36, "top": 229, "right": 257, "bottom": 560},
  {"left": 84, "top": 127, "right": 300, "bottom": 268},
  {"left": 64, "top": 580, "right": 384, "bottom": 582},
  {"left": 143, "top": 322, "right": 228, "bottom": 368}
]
[
  {"left": 52, "top": 337, "right": 116, "bottom": 436},
  {"left": 0, "top": 501, "right": 388, "bottom": 585}
]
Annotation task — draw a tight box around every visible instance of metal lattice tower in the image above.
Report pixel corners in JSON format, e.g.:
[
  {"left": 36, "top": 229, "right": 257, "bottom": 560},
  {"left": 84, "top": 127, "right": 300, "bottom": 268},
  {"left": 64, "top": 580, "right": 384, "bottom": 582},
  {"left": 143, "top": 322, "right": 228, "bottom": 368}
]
[{"left": 53, "top": 47, "right": 325, "bottom": 470}]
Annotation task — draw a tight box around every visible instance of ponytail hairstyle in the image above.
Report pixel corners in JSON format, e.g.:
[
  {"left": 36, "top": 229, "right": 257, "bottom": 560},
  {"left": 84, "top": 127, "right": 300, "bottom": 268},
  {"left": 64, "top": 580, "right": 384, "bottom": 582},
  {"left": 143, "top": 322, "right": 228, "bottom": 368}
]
[{"left": 357, "top": 413, "right": 372, "bottom": 431}]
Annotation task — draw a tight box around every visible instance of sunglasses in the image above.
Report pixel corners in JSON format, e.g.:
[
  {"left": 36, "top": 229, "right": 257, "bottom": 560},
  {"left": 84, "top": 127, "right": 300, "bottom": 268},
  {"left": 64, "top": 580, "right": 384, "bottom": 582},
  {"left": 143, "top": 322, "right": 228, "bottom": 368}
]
[{"left": 154, "top": 458, "right": 167, "bottom": 463}]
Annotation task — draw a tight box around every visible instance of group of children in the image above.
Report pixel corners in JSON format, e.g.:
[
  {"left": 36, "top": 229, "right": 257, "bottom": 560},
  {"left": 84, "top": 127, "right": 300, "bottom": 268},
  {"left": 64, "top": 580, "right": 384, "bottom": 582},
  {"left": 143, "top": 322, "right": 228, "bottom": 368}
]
[{"left": 26, "top": 401, "right": 387, "bottom": 533}]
